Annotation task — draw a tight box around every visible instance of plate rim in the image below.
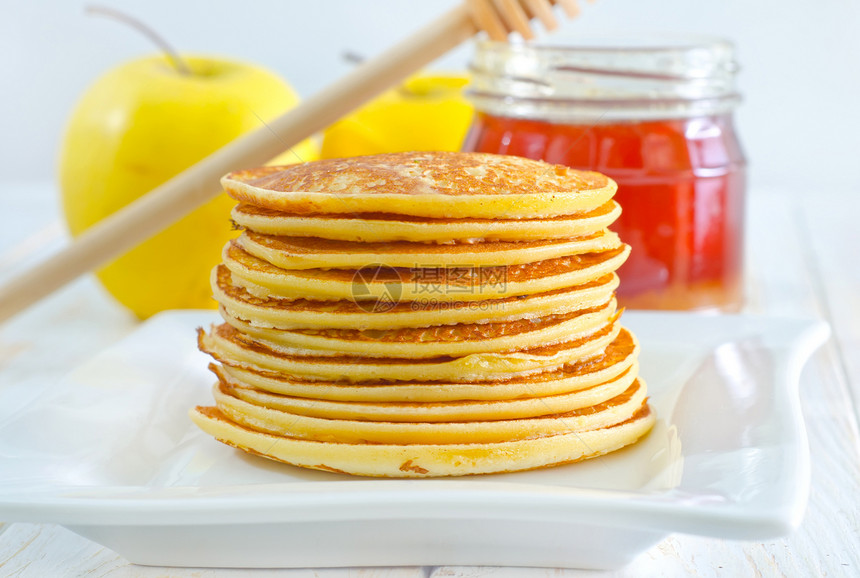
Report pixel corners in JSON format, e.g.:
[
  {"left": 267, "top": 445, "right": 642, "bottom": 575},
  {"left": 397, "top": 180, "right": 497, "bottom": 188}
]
[{"left": 0, "top": 310, "right": 830, "bottom": 541}]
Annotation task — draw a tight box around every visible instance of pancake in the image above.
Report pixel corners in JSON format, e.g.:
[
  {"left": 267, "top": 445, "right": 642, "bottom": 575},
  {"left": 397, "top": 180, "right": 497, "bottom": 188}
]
[
  {"left": 218, "top": 298, "right": 617, "bottom": 359},
  {"left": 221, "top": 152, "right": 617, "bottom": 219},
  {"left": 230, "top": 200, "right": 621, "bottom": 243},
  {"left": 198, "top": 319, "right": 621, "bottom": 383},
  {"left": 193, "top": 151, "right": 654, "bottom": 477},
  {"left": 213, "top": 265, "right": 620, "bottom": 330},
  {"left": 223, "top": 241, "right": 631, "bottom": 302},
  {"left": 235, "top": 229, "right": 622, "bottom": 269},
  {"left": 211, "top": 378, "right": 647, "bottom": 445},
  {"left": 188, "top": 403, "right": 655, "bottom": 477},
  {"left": 210, "top": 327, "right": 639, "bottom": 402},
  {"left": 212, "top": 362, "right": 638, "bottom": 422}
]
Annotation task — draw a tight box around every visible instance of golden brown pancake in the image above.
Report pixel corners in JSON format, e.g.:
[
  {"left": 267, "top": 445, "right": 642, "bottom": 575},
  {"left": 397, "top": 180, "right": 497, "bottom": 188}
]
[
  {"left": 208, "top": 326, "right": 640, "bottom": 402},
  {"left": 211, "top": 362, "right": 639, "bottom": 422},
  {"left": 235, "top": 229, "right": 622, "bottom": 269},
  {"left": 230, "top": 200, "right": 622, "bottom": 243},
  {"left": 221, "top": 152, "right": 617, "bottom": 219},
  {"left": 212, "top": 264, "right": 620, "bottom": 330},
  {"left": 188, "top": 403, "right": 655, "bottom": 477},
  {"left": 218, "top": 298, "right": 617, "bottom": 359},
  {"left": 222, "top": 241, "right": 631, "bottom": 302},
  {"left": 211, "top": 378, "right": 648, "bottom": 444},
  {"left": 198, "top": 318, "right": 621, "bottom": 383}
]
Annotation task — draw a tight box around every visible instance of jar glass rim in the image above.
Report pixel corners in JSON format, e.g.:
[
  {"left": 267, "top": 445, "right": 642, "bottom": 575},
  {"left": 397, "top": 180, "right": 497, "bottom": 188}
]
[
  {"left": 483, "top": 33, "right": 736, "bottom": 53},
  {"left": 467, "top": 33, "right": 740, "bottom": 120}
]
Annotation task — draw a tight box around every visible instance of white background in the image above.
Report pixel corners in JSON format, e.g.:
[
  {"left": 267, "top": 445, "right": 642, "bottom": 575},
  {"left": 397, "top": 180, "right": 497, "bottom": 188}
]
[{"left": 2, "top": 0, "right": 859, "bottom": 192}]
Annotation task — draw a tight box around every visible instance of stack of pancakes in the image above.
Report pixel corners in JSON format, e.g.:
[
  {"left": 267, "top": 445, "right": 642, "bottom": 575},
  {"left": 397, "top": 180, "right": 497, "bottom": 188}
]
[{"left": 190, "top": 151, "right": 654, "bottom": 477}]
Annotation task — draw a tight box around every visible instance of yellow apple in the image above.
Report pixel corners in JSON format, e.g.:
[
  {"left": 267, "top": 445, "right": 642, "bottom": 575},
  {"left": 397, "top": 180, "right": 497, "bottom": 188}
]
[
  {"left": 59, "top": 54, "right": 318, "bottom": 318},
  {"left": 321, "top": 73, "right": 473, "bottom": 158}
]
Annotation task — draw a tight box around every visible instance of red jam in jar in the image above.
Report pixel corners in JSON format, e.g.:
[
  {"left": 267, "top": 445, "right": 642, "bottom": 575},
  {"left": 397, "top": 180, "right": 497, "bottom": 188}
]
[{"left": 463, "top": 37, "right": 747, "bottom": 311}]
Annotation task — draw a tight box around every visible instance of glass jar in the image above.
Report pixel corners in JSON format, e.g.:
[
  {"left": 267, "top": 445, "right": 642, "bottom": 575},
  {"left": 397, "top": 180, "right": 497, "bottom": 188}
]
[{"left": 462, "top": 36, "right": 746, "bottom": 311}]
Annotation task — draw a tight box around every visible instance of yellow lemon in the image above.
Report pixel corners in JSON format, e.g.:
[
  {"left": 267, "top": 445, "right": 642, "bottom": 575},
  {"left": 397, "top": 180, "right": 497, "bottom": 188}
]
[{"left": 321, "top": 73, "right": 473, "bottom": 158}]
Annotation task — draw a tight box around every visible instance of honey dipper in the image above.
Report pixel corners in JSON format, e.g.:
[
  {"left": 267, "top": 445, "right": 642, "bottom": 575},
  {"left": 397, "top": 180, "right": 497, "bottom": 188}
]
[{"left": 0, "top": 0, "right": 587, "bottom": 322}]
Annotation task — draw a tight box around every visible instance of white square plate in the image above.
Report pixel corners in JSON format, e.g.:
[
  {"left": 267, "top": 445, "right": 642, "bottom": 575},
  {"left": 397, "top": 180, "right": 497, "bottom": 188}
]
[{"left": 0, "top": 311, "right": 829, "bottom": 570}]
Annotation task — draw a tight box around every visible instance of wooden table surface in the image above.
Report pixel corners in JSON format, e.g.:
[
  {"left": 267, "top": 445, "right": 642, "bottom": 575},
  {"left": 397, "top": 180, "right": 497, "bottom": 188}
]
[{"left": 1, "top": 183, "right": 858, "bottom": 577}]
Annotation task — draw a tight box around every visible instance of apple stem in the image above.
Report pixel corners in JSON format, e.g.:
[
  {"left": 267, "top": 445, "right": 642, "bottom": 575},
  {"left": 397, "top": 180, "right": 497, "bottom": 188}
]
[
  {"left": 86, "top": 4, "right": 191, "bottom": 76},
  {"left": 341, "top": 50, "right": 365, "bottom": 65}
]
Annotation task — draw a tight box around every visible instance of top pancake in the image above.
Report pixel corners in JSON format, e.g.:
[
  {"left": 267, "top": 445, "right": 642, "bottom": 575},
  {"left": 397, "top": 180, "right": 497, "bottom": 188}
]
[{"left": 222, "top": 151, "right": 617, "bottom": 219}]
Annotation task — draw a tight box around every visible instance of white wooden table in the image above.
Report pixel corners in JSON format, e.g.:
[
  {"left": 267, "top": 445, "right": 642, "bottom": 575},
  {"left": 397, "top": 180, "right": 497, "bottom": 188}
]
[{"left": 1, "top": 183, "right": 858, "bottom": 577}]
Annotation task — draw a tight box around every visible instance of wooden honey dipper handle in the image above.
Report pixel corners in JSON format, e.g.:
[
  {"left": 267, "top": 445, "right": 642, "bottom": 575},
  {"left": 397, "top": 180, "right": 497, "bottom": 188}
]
[{"left": 0, "top": 0, "right": 583, "bottom": 323}]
